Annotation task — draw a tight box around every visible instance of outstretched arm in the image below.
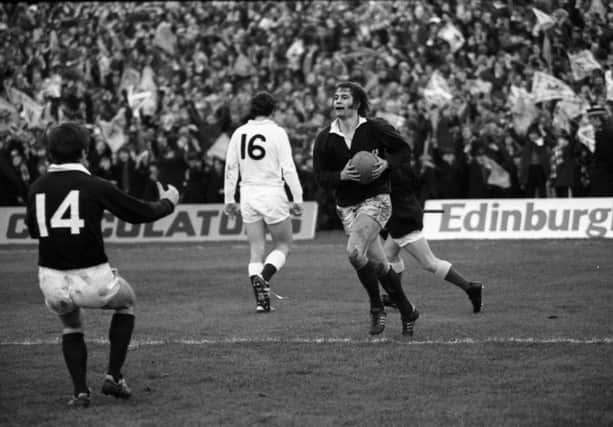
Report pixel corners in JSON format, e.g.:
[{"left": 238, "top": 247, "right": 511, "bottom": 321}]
[{"left": 99, "top": 179, "right": 176, "bottom": 224}]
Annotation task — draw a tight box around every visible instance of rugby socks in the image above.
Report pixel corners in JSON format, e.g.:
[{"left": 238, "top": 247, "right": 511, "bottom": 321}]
[
  {"left": 444, "top": 266, "right": 471, "bottom": 291},
  {"left": 377, "top": 263, "right": 415, "bottom": 317},
  {"left": 262, "top": 250, "right": 286, "bottom": 282},
  {"left": 107, "top": 313, "right": 135, "bottom": 382},
  {"left": 390, "top": 259, "right": 405, "bottom": 288},
  {"left": 356, "top": 261, "right": 383, "bottom": 310},
  {"left": 62, "top": 332, "right": 88, "bottom": 395}
]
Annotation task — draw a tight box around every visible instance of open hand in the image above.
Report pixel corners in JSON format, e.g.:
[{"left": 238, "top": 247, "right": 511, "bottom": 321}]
[
  {"left": 371, "top": 155, "right": 388, "bottom": 180},
  {"left": 156, "top": 182, "right": 179, "bottom": 206},
  {"left": 340, "top": 159, "right": 361, "bottom": 182}
]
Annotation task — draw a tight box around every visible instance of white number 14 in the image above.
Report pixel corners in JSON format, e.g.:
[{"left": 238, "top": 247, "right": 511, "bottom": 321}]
[{"left": 36, "top": 190, "right": 84, "bottom": 237}]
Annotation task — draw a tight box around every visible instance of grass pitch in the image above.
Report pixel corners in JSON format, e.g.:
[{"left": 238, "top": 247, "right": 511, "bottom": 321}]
[{"left": 1, "top": 231, "right": 612, "bottom": 426}]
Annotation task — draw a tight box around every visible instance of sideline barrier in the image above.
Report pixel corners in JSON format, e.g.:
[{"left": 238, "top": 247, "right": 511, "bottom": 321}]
[
  {"left": 424, "top": 198, "right": 613, "bottom": 239},
  {"left": 0, "top": 202, "right": 318, "bottom": 245}
]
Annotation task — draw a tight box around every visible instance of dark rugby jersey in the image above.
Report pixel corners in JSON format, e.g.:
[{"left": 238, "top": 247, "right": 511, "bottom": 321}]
[
  {"left": 386, "top": 162, "right": 424, "bottom": 237},
  {"left": 313, "top": 117, "right": 411, "bottom": 207},
  {"left": 25, "top": 163, "right": 174, "bottom": 270}
]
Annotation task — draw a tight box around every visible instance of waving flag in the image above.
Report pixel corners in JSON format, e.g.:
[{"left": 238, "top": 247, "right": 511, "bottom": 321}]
[
  {"left": 154, "top": 22, "right": 177, "bottom": 55},
  {"left": 568, "top": 50, "right": 602, "bottom": 81},
  {"left": 482, "top": 156, "right": 511, "bottom": 189},
  {"left": 508, "top": 85, "right": 538, "bottom": 135},
  {"left": 98, "top": 108, "right": 127, "bottom": 153},
  {"left": 0, "top": 97, "right": 19, "bottom": 131},
  {"left": 20, "top": 95, "right": 44, "bottom": 128},
  {"left": 532, "top": 8, "right": 555, "bottom": 35},
  {"left": 438, "top": 22, "right": 465, "bottom": 53},
  {"left": 424, "top": 71, "right": 453, "bottom": 107},
  {"left": 531, "top": 71, "right": 575, "bottom": 103},
  {"left": 119, "top": 67, "right": 141, "bottom": 92},
  {"left": 577, "top": 121, "right": 595, "bottom": 153}
]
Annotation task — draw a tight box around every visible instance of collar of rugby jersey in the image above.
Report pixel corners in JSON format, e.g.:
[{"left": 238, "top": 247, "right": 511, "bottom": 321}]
[
  {"left": 330, "top": 116, "right": 367, "bottom": 149},
  {"left": 48, "top": 163, "right": 91, "bottom": 175}
]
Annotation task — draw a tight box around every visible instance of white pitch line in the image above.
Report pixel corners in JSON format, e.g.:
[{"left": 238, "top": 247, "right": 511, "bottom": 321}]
[{"left": 1, "top": 337, "right": 612, "bottom": 347}]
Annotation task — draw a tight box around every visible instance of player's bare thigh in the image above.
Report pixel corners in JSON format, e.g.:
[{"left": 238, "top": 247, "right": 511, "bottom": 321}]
[
  {"left": 383, "top": 235, "right": 402, "bottom": 262},
  {"left": 102, "top": 276, "right": 136, "bottom": 311},
  {"left": 347, "top": 214, "right": 381, "bottom": 267},
  {"left": 267, "top": 217, "right": 293, "bottom": 250}
]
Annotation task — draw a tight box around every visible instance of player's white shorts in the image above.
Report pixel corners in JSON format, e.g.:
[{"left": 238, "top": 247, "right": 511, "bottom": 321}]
[
  {"left": 240, "top": 186, "right": 290, "bottom": 224},
  {"left": 38, "top": 263, "right": 120, "bottom": 315}
]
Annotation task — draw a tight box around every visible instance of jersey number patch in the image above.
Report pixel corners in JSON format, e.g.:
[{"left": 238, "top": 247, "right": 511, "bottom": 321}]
[
  {"left": 240, "top": 134, "right": 266, "bottom": 160},
  {"left": 35, "top": 190, "right": 85, "bottom": 237}
]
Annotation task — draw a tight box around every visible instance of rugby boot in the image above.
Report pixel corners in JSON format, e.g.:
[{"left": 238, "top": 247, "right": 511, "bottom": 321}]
[
  {"left": 401, "top": 307, "right": 420, "bottom": 337},
  {"left": 369, "top": 308, "right": 386, "bottom": 335},
  {"left": 251, "top": 275, "right": 271, "bottom": 312},
  {"left": 101, "top": 374, "right": 132, "bottom": 399},
  {"left": 67, "top": 389, "right": 91, "bottom": 408}
]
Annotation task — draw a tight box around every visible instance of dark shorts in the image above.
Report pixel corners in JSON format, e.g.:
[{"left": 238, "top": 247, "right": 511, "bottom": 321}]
[{"left": 385, "top": 194, "right": 424, "bottom": 239}]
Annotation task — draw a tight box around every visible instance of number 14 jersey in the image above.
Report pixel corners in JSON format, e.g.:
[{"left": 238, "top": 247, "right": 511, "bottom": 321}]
[
  {"left": 224, "top": 118, "right": 303, "bottom": 204},
  {"left": 25, "top": 163, "right": 175, "bottom": 270}
]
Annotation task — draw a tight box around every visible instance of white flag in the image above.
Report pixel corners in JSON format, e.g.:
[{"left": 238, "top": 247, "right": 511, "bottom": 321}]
[
  {"left": 553, "top": 96, "right": 587, "bottom": 133},
  {"left": 0, "top": 97, "right": 19, "bottom": 131},
  {"left": 557, "top": 96, "right": 588, "bottom": 119},
  {"left": 508, "top": 85, "right": 538, "bottom": 135},
  {"left": 605, "top": 70, "right": 613, "bottom": 101},
  {"left": 568, "top": 50, "right": 602, "bottom": 81},
  {"left": 98, "top": 108, "right": 127, "bottom": 153},
  {"left": 577, "top": 121, "right": 595, "bottom": 153},
  {"left": 154, "top": 22, "right": 176, "bottom": 55},
  {"left": 119, "top": 67, "right": 141, "bottom": 92},
  {"left": 588, "top": 0, "right": 606, "bottom": 19},
  {"left": 20, "top": 95, "right": 44, "bottom": 128},
  {"left": 424, "top": 72, "right": 453, "bottom": 107},
  {"left": 482, "top": 155, "right": 511, "bottom": 189},
  {"left": 438, "top": 22, "right": 465, "bottom": 53},
  {"left": 127, "top": 87, "right": 152, "bottom": 109},
  {"left": 532, "top": 8, "right": 555, "bottom": 35},
  {"left": 531, "top": 71, "right": 575, "bottom": 103},
  {"left": 137, "top": 65, "right": 158, "bottom": 117}
]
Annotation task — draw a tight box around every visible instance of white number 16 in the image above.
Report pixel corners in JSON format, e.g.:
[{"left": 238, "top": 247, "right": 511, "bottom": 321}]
[{"left": 35, "top": 190, "right": 84, "bottom": 237}]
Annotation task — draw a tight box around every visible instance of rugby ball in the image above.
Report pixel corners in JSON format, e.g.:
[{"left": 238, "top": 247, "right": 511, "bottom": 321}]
[{"left": 352, "top": 151, "right": 378, "bottom": 184}]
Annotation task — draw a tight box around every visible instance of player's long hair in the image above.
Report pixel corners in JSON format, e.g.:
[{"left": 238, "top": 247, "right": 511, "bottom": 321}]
[{"left": 335, "top": 81, "right": 369, "bottom": 117}]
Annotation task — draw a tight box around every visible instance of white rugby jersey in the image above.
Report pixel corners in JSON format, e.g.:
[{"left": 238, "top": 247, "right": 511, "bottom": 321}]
[{"left": 224, "top": 118, "right": 303, "bottom": 203}]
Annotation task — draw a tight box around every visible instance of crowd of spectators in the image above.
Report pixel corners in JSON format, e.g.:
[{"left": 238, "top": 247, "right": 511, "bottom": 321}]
[{"left": 1, "top": 1, "right": 612, "bottom": 230}]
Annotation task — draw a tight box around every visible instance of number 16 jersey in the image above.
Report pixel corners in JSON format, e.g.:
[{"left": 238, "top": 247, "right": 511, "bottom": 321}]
[
  {"left": 25, "top": 163, "right": 175, "bottom": 270},
  {"left": 224, "top": 118, "right": 303, "bottom": 204}
]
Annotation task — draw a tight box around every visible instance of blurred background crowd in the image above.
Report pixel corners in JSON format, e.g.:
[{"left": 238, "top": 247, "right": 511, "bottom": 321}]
[{"left": 1, "top": 1, "right": 612, "bottom": 229}]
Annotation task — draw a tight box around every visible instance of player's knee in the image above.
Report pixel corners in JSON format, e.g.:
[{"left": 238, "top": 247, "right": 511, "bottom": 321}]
[
  {"left": 422, "top": 258, "right": 451, "bottom": 279},
  {"left": 390, "top": 258, "right": 405, "bottom": 273},
  {"left": 274, "top": 242, "right": 291, "bottom": 256},
  {"left": 347, "top": 246, "right": 367, "bottom": 269},
  {"left": 421, "top": 258, "right": 438, "bottom": 274},
  {"left": 105, "top": 277, "right": 135, "bottom": 310}
]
